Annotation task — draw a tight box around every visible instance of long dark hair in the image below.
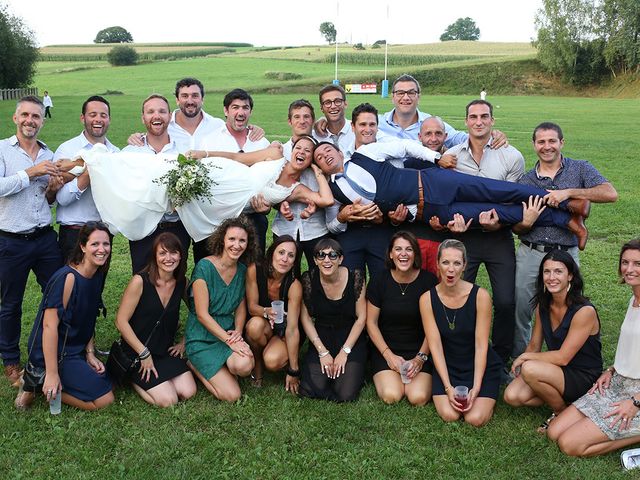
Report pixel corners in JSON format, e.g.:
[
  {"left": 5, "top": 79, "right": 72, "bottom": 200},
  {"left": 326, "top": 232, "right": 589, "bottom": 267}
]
[
  {"left": 619, "top": 239, "right": 640, "bottom": 284},
  {"left": 68, "top": 222, "right": 112, "bottom": 274},
  {"left": 534, "top": 250, "right": 588, "bottom": 311},
  {"left": 206, "top": 215, "right": 260, "bottom": 265},
  {"left": 263, "top": 235, "right": 301, "bottom": 280},
  {"left": 142, "top": 232, "right": 186, "bottom": 285}
]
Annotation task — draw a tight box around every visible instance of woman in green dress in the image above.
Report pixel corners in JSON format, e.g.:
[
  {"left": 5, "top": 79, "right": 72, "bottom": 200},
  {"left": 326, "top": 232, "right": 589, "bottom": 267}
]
[{"left": 186, "top": 216, "right": 260, "bottom": 402}]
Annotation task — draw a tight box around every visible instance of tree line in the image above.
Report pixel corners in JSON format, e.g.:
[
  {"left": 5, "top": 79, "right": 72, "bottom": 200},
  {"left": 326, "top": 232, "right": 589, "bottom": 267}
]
[{"left": 536, "top": 0, "right": 640, "bottom": 85}]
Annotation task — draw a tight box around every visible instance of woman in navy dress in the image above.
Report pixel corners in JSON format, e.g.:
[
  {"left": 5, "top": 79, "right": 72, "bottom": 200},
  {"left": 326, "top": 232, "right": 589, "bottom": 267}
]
[
  {"left": 421, "top": 239, "right": 502, "bottom": 427},
  {"left": 504, "top": 250, "right": 602, "bottom": 432},
  {"left": 16, "top": 223, "right": 114, "bottom": 411},
  {"left": 115, "top": 232, "right": 196, "bottom": 407}
]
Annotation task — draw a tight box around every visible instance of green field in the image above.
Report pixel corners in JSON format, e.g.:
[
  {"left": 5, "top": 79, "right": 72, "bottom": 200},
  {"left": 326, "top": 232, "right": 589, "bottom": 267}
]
[{"left": 0, "top": 48, "right": 639, "bottom": 478}]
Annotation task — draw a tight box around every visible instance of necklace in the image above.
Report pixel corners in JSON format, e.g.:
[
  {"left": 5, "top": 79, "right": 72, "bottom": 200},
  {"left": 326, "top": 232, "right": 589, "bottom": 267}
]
[
  {"left": 398, "top": 283, "right": 410, "bottom": 296},
  {"left": 442, "top": 304, "right": 458, "bottom": 330}
]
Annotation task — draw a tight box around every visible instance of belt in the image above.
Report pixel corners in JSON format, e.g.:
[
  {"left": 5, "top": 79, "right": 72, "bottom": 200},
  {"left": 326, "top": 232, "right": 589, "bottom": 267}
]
[
  {"left": 158, "top": 221, "right": 183, "bottom": 229},
  {"left": 60, "top": 224, "right": 84, "bottom": 230},
  {"left": 416, "top": 172, "right": 425, "bottom": 221},
  {"left": 521, "top": 239, "right": 571, "bottom": 253},
  {"left": 0, "top": 226, "right": 53, "bottom": 241}
]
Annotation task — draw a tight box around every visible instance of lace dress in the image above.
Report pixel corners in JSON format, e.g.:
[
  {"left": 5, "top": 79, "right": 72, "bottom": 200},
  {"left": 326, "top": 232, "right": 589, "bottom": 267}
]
[{"left": 299, "top": 268, "right": 367, "bottom": 402}]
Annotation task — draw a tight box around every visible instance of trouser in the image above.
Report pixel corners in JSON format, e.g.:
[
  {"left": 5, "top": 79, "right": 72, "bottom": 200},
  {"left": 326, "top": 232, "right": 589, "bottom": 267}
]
[
  {"left": 129, "top": 221, "right": 191, "bottom": 274},
  {"left": 337, "top": 223, "right": 393, "bottom": 278},
  {"left": 44, "top": 106, "right": 51, "bottom": 118},
  {"left": 419, "top": 169, "right": 572, "bottom": 227},
  {"left": 461, "top": 229, "right": 515, "bottom": 366},
  {"left": 0, "top": 229, "right": 63, "bottom": 365},
  {"left": 512, "top": 242, "right": 580, "bottom": 357},
  {"left": 248, "top": 212, "right": 268, "bottom": 256}
]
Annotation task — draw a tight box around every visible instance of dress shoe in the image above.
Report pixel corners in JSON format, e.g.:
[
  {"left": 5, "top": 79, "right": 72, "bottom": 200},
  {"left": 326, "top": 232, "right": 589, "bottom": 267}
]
[
  {"left": 566, "top": 199, "right": 591, "bottom": 219},
  {"left": 4, "top": 364, "right": 23, "bottom": 387},
  {"left": 567, "top": 214, "right": 588, "bottom": 250}
]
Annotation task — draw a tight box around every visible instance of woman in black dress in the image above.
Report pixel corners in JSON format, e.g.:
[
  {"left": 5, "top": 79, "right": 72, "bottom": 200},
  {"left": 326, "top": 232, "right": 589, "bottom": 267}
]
[
  {"left": 115, "top": 233, "right": 196, "bottom": 407},
  {"left": 421, "top": 239, "right": 502, "bottom": 427},
  {"left": 299, "top": 239, "right": 367, "bottom": 402},
  {"left": 367, "top": 231, "right": 437, "bottom": 405},
  {"left": 245, "top": 235, "right": 302, "bottom": 393},
  {"left": 503, "top": 250, "right": 602, "bottom": 432}
]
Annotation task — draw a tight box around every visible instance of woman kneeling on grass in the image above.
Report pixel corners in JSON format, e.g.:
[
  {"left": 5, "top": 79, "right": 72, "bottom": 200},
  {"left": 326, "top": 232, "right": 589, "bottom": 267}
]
[
  {"left": 298, "top": 239, "right": 367, "bottom": 402},
  {"left": 244, "top": 235, "right": 302, "bottom": 392},
  {"left": 114, "top": 233, "right": 196, "bottom": 407},
  {"left": 546, "top": 240, "right": 640, "bottom": 456},
  {"left": 185, "top": 216, "right": 258, "bottom": 402},
  {"left": 503, "top": 250, "right": 602, "bottom": 433},
  {"left": 15, "top": 223, "right": 114, "bottom": 411},
  {"left": 367, "top": 231, "right": 438, "bottom": 406},
  {"left": 420, "top": 239, "right": 502, "bottom": 427}
]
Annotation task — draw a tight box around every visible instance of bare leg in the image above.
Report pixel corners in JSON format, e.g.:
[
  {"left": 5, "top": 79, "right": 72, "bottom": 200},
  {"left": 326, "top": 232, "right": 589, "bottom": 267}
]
[
  {"left": 519, "top": 360, "right": 567, "bottom": 412},
  {"left": 245, "top": 316, "right": 271, "bottom": 385},
  {"left": 433, "top": 394, "right": 462, "bottom": 422},
  {"left": 62, "top": 391, "right": 114, "bottom": 411},
  {"left": 373, "top": 370, "right": 404, "bottom": 405},
  {"left": 463, "top": 397, "right": 496, "bottom": 427},
  {"left": 503, "top": 375, "right": 545, "bottom": 408},
  {"left": 263, "top": 336, "right": 288, "bottom": 372},
  {"left": 404, "top": 372, "right": 432, "bottom": 406}
]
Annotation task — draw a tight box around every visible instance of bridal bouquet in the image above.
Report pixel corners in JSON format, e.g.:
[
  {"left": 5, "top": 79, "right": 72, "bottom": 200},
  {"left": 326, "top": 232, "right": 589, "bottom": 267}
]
[{"left": 154, "top": 154, "right": 217, "bottom": 207}]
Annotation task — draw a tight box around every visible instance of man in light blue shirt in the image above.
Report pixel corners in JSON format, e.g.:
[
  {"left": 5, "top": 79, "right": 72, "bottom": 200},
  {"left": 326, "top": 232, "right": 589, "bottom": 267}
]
[
  {"left": 0, "top": 96, "right": 64, "bottom": 384},
  {"left": 54, "top": 95, "right": 119, "bottom": 261}
]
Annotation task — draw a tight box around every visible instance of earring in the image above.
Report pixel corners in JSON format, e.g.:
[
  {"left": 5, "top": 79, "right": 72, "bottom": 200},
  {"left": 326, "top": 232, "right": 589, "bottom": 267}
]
[
  {"left": 543, "top": 285, "right": 547, "bottom": 293},
  {"left": 567, "top": 282, "right": 571, "bottom": 292}
]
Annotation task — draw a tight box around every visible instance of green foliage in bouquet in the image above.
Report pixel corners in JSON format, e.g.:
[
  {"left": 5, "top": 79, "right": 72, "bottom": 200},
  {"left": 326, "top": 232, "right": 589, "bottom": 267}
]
[{"left": 154, "top": 153, "right": 217, "bottom": 207}]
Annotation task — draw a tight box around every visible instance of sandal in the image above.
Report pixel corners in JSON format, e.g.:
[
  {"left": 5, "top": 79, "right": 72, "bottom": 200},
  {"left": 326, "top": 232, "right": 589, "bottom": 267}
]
[
  {"left": 15, "top": 380, "right": 35, "bottom": 411},
  {"left": 250, "top": 373, "right": 263, "bottom": 388},
  {"left": 537, "top": 412, "right": 556, "bottom": 434}
]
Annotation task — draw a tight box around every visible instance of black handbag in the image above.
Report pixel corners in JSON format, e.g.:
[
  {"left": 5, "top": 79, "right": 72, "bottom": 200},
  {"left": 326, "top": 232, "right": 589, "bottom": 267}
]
[{"left": 106, "top": 312, "right": 164, "bottom": 386}]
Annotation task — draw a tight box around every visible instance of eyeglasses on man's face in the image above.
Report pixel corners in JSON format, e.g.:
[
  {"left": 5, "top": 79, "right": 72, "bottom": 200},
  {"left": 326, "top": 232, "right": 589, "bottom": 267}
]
[
  {"left": 392, "top": 89, "right": 419, "bottom": 98},
  {"left": 321, "top": 98, "right": 345, "bottom": 108}
]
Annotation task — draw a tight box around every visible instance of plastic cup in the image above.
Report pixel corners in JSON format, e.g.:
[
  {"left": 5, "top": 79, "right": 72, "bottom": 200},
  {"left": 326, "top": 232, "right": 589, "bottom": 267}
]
[
  {"left": 453, "top": 385, "right": 469, "bottom": 409},
  {"left": 271, "top": 300, "right": 284, "bottom": 324},
  {"left": 49, "top": 387, "right": 62, "bottom": 415},
  {"left": 400, "top": 361, "right": 412, "bottom": 384}
]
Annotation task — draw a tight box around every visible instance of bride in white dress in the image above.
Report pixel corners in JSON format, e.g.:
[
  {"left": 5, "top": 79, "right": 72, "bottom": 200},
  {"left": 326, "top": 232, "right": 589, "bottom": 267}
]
[{"left": 79, "top": 136, "right": 331, "bottom": 242}]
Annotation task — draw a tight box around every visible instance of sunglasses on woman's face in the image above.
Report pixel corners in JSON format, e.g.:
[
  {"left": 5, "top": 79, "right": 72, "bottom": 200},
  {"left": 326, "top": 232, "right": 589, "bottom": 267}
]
[{"left": 315, "top": 251, "right": 340, "bottom": 261}]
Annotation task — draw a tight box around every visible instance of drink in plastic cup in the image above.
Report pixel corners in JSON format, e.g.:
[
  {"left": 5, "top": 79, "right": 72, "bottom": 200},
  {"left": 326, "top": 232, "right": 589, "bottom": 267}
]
[
  {"left": 271, "top": 300, "right": 284, "bottom": 324},
  {"left": 454, "top": 385, "right": 469, "bottom": 409},
  {"left": 49, "top": 387, "right": 62, "bottom": 415},
  {"left": 400, "top": 361, "right": 412, "bottom": 384}
]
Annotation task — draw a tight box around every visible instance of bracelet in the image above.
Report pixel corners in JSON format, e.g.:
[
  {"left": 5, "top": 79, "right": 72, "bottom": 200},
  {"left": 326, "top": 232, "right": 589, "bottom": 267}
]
[
  {"left": 263, "top": 307, "right": 268, "bottom": 319},
  {"left": 381, "top": 347, "right": 390, "bottom": 356},
  {"left": 286, "top": 367, "right": 300, "bottom": 377},
  {"left": 139, "top": 347, "right": 151, "bottom": 360},
  {"left": 318, "top": 350, "right": 330, "bottom": 358},
  {"left": 86, "top": 349, "right": 94, "bottom": 354},
  {"left": 444, "top": 385, "right": 451, "bottom": 394},
  {"left": 606, "top": 366, "right": 615, "bottom": 374}
]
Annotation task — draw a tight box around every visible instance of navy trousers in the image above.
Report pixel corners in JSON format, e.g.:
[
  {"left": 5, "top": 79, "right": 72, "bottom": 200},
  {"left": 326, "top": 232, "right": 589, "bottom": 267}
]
[
  {"left": 419, "top": 168, "right": 572, "bottom": 226},
  {"left": 0, "top": 229, "right": 63, "bottom": 365},
  {"left": 337, "top": 223, "right": 393, "bottom": 278}
]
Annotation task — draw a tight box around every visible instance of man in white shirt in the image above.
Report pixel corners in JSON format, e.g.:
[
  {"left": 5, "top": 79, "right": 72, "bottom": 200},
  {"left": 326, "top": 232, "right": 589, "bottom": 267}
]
[
  {"left": 123, "top": 94, "right": 191, "bottom": 273},
  {"left": 313, "top": 84, "right": 355, "bottom": 152},
  {"left": 194, "top": 88, "right": 270, "bottom": 260},
  {"left": 54, "top": 95, "right": 119, "bottom": 261},
  {"left": 273, "top": 99, "right": 336, "bottom": 265},
  {"left": 42, "top": 91, "right": 53, "bottom": 119}
]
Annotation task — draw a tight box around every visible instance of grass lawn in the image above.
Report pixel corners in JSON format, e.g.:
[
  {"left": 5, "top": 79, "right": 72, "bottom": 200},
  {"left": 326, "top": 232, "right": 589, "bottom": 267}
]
[{"left": 0, "top": 86, "right": 639, "bottom": 478}]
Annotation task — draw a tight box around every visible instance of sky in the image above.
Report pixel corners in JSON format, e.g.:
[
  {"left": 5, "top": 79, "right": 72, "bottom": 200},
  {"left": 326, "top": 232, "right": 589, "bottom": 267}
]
[{"left": 4, "top": 0, "right": 543, "bottom": 47}]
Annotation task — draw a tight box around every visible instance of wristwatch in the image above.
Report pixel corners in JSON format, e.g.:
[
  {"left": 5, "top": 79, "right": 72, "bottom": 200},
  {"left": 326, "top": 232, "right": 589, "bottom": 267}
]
[
  {"left": 342, "top": 345, "right": 352, "bottom": 355},
  {"left": 632, "top": 396, "right": 640, "bottom": 409},
  {"left": 416, "top": 352, "right": 429, "bottom": 362},
  {"left": 434, "top": 152, "right": 442, "bottom": 165}
]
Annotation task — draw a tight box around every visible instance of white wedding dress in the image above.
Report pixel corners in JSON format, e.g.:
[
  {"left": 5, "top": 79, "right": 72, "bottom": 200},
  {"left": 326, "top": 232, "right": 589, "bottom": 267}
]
[{"left": 82, "top": 145, "right": 296, "bottom": 241}]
